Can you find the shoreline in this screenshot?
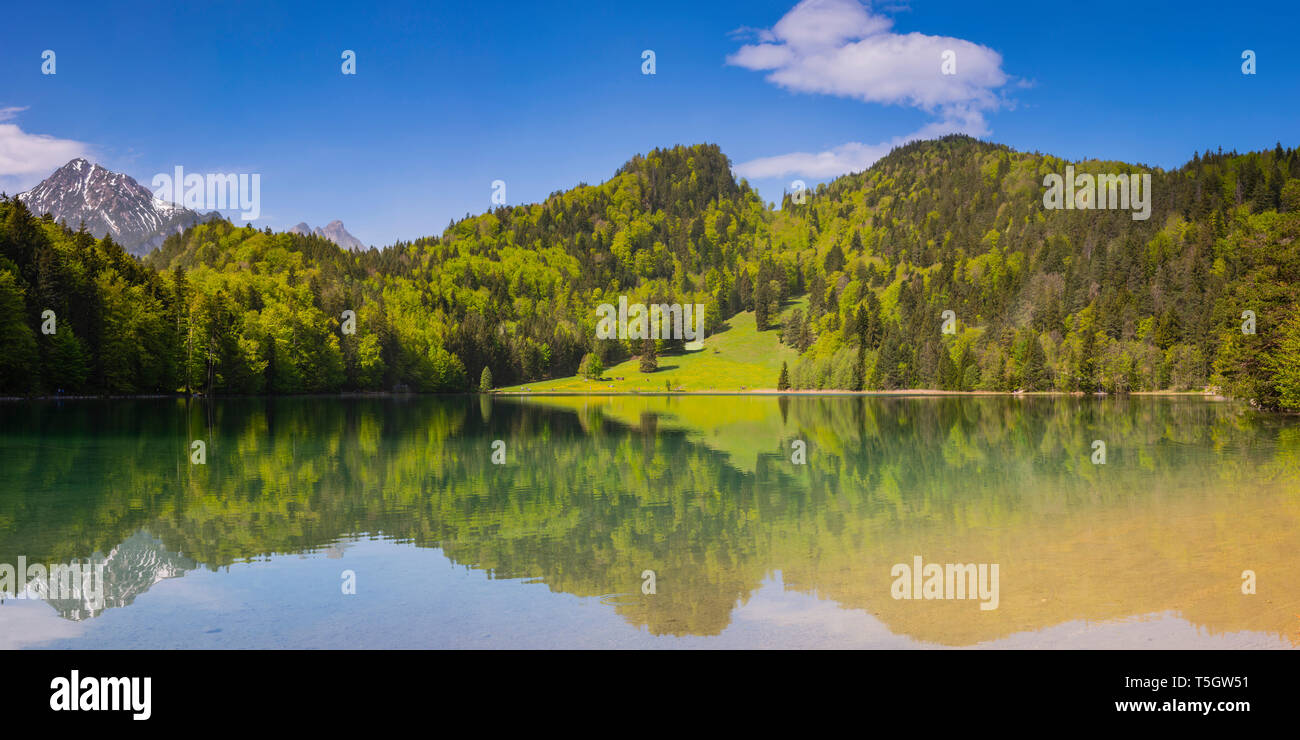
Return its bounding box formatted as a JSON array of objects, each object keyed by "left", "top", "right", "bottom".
[
  {"left": 3, "top": 389, "right": 1230, "bottom": 401},
  {"left": 495, "top": 389, "right": 1232, "bottom": 399}
]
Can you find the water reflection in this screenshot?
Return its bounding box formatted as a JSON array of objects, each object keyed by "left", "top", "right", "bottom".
[{"left": 0, "top": 395, "right": 1296, "bottom": 647}]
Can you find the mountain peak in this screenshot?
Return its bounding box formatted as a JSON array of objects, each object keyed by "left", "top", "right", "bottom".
[
  {"left": 17, "top": 160, "right": 205, "bottom": 256},
  {"left": 288, "top": 220, "right": 366, "bottom": 250}
]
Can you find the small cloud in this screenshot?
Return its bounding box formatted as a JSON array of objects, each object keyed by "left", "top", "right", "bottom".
[
  {"left": 737, "top": 141, "right": 898, "bottom": 180},
  {"left": 726, "top": 25, "right": 772, "bottom": 41},
  {"left": 727, "top": 0, "right": 1012, "bottom": 180},
  {"left": 736, "top": 108, "right": 986, "bottom": 180},
  {"left": 727, "top": 0, "right": 1007, "bottom": 111},
  {"left": 0, "top": 108, "right": 89, "bottom": 192}
]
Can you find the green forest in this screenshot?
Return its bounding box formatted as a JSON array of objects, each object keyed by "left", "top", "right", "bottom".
[{"left": 2, "top": 136, "right": 1300, "bottom": 407}]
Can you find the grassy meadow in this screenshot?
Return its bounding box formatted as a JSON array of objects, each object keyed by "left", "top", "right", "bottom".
[{"left": 498, "top": 299, "right": 805, "bottom": 393}]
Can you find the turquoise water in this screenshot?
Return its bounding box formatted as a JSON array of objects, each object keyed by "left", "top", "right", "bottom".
[{"left": 1, "top": 395, "right": 1297, "bottom": 648}]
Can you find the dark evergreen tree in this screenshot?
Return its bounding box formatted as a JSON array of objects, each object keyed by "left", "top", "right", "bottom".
[
  {"left": 639, "top": 336, "right": 658, "bottom": 373},
  {"left": 1020, "top": 334, "right": 1049, "bottom": 390},
  {"left": 823, "top": 242, "right": 845, "bottom": 274}
]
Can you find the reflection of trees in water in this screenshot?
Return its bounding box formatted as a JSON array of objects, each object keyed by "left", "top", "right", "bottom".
[{"left": 0, "top": 396, "right": 1296, "bottom": 641}]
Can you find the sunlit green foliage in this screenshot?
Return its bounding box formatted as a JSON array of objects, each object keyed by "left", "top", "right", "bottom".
[{"left": 4, "top": 137, "right": 1300, "bottom": 406}]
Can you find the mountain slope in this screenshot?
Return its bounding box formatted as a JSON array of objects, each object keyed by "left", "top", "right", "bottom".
[
  {"left": 766, "top": 135, "right": 1300, "bottom": 405},
  {"left": 500, "top": 301, "right": 804, "bottom": 392},
  {"left": 16, "top": 159, "right": 210, "bottom": 256},
  {"left": 138, "top": 143, "right": 765, "bottom": 393}
]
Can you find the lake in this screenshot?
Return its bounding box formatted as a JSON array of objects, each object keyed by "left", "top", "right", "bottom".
[{"left": 1, "top": 395, "right": 1297, "bottom": 649}]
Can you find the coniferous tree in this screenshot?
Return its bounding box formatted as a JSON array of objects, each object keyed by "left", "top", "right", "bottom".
[
  {"left": 877, "top": 325, "right": 902, "bottom": 390},
  {"left": 797, "top": 313, "right": 815, "bottom": 352},
  {"left": 754, "top": 281, "right": 771, "bottom": 331},
  {"left": 1020, "top": 334, "right": 1049, "bottom": 390},
  {"left": 782, "top": 308, "right": 804, "bottom": 347},
  {"left": 639, "top": 336, "right": 658, "bottom": 373},
  {"left": 1266, "top": 311, "right": 1300, "bottom": 409},
  {"left": 823, "top": 242, "right": 845, "bottom": 274},
  {"left": 1077, "top": 331, "right": 1098, "bottom": 393},
  {"left": 0, "top": 270, "right": 38, "bottom": 392},
  {"left": 173, "top": 265, "right": 191, "bottom": 393},
  {"left": 937, "top": 342, "right": 958, "bottom": 390},
  {"left": 808, "top": 272, "right": 826, "bottom": 316},
  {"left": 863, "top": 290, "right": 883, "bottom": 348},
  {"left": 852, "top": 345, "right": 866, "bottom": 391}
]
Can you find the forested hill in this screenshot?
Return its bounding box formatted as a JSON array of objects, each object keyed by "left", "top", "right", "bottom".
[
  {"left": 771, "top": 136, "right": 1300, "bottom": 407},
  {"left": 2, "top": 137, "right": 1300, "bottom": 408}
]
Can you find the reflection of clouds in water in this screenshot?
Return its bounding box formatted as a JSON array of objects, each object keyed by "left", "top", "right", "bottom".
[
  {"left": 671, "top": 573, "right": 927, "bottom": 649},
  {"left": 9, "top": 539, "right": 1295, "bottom": 649},
  {"left": 681, "top": 580, "right": 1294, "bottom": 649},
  {"left": 0, "top": 598, "right": 85, "bottom": 648},
  {"left": 972, "top": 611, "right": 1294, "bottom": 650}
]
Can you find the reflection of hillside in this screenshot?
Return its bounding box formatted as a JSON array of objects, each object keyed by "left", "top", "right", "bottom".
[
  {"left": 520, "top": 395, "right": 791, "bottom": 474},
  {"left": 776, "top": 484, "right": 1300, "bottom": 646},
  {"left": 0, "top": 396, "right": 1296, "bottom": 643}
]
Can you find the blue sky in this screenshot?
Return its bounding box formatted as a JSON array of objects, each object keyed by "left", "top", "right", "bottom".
[{"left": 2, "top": 0, "right": 1297, "bottom": 246}]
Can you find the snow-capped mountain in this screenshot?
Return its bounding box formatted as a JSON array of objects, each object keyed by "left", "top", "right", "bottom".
[
  {"left": 289, "top": 220, "right": 367, "bottom": 250},
  {"left": 16, "top": 158, "right": 211, "bottom": 256}
]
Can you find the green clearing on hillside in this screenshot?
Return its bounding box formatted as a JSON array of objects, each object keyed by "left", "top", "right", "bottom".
[{"left": 499, "top": 299, "right": 804, "bottom": 393}]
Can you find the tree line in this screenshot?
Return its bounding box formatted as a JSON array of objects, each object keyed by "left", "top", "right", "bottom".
[{"left": 3, "top": 137, "right": 1300, "bottom": 408}]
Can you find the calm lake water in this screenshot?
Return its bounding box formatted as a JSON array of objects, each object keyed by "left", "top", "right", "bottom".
[{"left": 1, "top": 395, "right": 1297, "bottom": 649}]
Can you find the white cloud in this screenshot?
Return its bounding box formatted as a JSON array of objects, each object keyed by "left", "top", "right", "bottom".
[
  {"left": 728, "top": 0, "right": 1010, "bottom": 179},
  {"left": 735, "top": 108, "right": 987, "bottom": 180},
  {"left": 0, "top": 108, "right": 89, "bottom": 192}
]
